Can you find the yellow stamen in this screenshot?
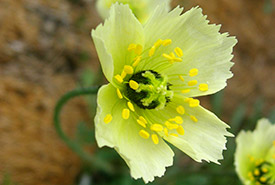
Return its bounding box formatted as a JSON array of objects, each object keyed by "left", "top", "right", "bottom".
[
  {"left": 104, "top": 114, "right": 112, "bottom": 124},
  {"left": 162, "top": 39, "right": 172, "bottom": 46},
  {"left": 163, "top": 53, "right": 173, "bottom": 60},
  {"left": 139, "top": 130, "right": 150, "bottom": 139},
  {"left": 132, "top": 56, "right": 142, "bottom": 67},
  {"left": 190, "top": 115, "right": 198, "bottom": 122},
  {"left": 116, "top": 88, "right": 123, "bottom": 99},
  {"left": 260, "top": 177, "right": 267, "bottom": 183},
  {"left": 189, "top": 68, "right": 198, "bottom": 77},
  {"left": 128, "top": 43, "right": 136, "bottom": 51},
  {"left": 122, "top": 108, "right": 130, "bottom": 119},
  {"left": 181, "top": 89, "right": 190, "bottom": 94},
  {"left": 177, "top": 125, "right": 185, "bottom": 135},
  {"left": 199, "top": 83, "right": 209, "bottom": 92},
  {"left": 188, "top": 80, "right": 198, "bottom": 86},
  {"left": 176, "top": 105, "right": 185, "bottom": 115},
  {"left": 184, "top": 98, "right": 192, "bottom": 102},
  {"left": 121, "top": 70, "right": 127, "bottom": 79},
  {"left": 149, "top": 46, "right": 156, "bottom": 57},
  {"left": 189, "top": 99, "right": 200, "bottom": 107},
  {"left": 135, "top": 44, "right": 143, "bottom": 55},
  {"left": 164, "top": 128, "right": 169, "bottom": 136},
  {"left": 152, "top": 134, "right": 159, "bottom": 144},
  {"left": 166, "top": 122, "right": 179, "bottom": 130},
  {"left": 139, "top": 116, "right": 147, "bottom": 124},
  {"left": 174, "top": 57, "right": 183, "bottom": 62},
  {"left": 137, "top": 119, "right": 146, "bottom": 128},
  {"left": 114, "top": 74, "right": 123, "bottom": 83},
  {"left": 150, "top": 124, "right": 163, "bottom": 132},
  {"left": 175, "top": 116, "right": 183, "bottom": 124},
  {"left": 127, "top": 102, "right": 135, "bottom": 112},
  {"left": 170, "top": 133, "right": 178, "bottom": 137},
  {"left": 174, "top": 47, "right": 183, "bottom": 57},
  {"left": 154, "top": 39, "right": 163, "bottom": 47},
  {"left": 254, "top": 169, "right": 260, "bottom": 176},
  {"left": 273, "top": 154, "right": 275, "bottom": 159},
  {"left": 179, "top": 75, "right": 184, "bottom": 82},
  {"left": 261, "top": 167, "right": 268, "bottom": 173},
  {"left": 129, "top": 80, "right": 139, "bottom": 90},
  {"left": 124, "top": 65, "right": 134, "bottom": 74}
]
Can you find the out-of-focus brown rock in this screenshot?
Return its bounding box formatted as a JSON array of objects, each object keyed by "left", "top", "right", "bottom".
[{"left": 0, "top": 72, "right": 90, "bottom": 185}]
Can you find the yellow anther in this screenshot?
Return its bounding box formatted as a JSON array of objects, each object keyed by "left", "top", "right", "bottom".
[
  {"left": 184, "top": 97, "right": 192, "bottom": 102},
  {"left": 189, "top": 99, "right": 200, "bottom": 107},
  {"left": 174, "top": 47, "right": 183, "bottom": 57},
  {"left": 162, "top": 39, "right": 172, "bottom": 46},
  {"left": 190, "top": 115, "right": 198, "bottom": 122},
  {"left": 104, "top": 114, "right": 112, "bottom": 124},
  {"left": 177, "top": 125, "right": 185, "bottom": 135},
  {"left": 273, "top": 154, "right": 275, "bottom": 159},
  {"left": 167, "top": 123, "right": 179, "bottom": 130},
  {"left": 135, "top": 44, "right": 143, "bottom": 55},
  {"left": 152, "top": 134, "right": 159, "bottom": 144},
  {"left": 254, "top": 169, "right": 260, "bottom": 176},
  {"left": 188, "top": 80, "right": 198, "bottom": 86},
  {"left": 179, "top": 75, "right": 185, "bottom": 82},
  {"left": 176, "top": 105, "right": 185, "bottom": 115},
  {"left": 139, "top": 130, "right": 150, "bottom": 139},
  {"left": 149, "top": 46, "right": 156, "bottom": 57},
  {"left": 260, "top": 177, "right": 267, "bottom": 183},
  {"left": 199, "top": 83, "right": 209, "bottom": 92},
  {"left": 139, "top": 116, "right": 147, "bottom": 124},
  {"left": 163, "top": 53, "right": 173, "bottom": 60},
  {"left": 189, "top": 68, "right": 199, "bottom": 77},
  {"left": 128, "top": 43, "right": 136, "bottom": 51},
  {"left": 116, "top": 88, "right": 123, "bottom": 99},
  {"left": 150, "top": 124, "right": 164, "bottom": 132},
  {"left": 127, "top": 101, "right": 135, "bottom": 112},
  {"left": 170, "top": 133, "right": 178, "bottom": 137},
  {"left": 121, "top": 70, "right": 127, "bottom": 79},
  {"left": 174, "top": 57, "right": 183, "bottom": 62},
  {"left": 175, "top": 116, "right": 183, "bottom": 124},
  {"left": 154, "top": 39, "right": 163, "bottom": 47},
  {"left": 261, "top": 167, "right": 268, "bottom": 173},
  {"left": 122, "top": 108, "right": 130, "bottom": 119},
  {"left": 124, "top": 65, "right": 134, "bottom": 74},
  {"left": 129, "top": 80, "right": 139, "bottom": 90},
  {"left": 114, "top": 74, "right": 123, "bottom": 83},
  {"left": 181, "top": 89, "right": 190, "bottom": 94},
  {"left": 137, "top": 119, "right": 146, "bottom": 128},
  {"left": 164, "top": 128, "right": 169, "bottom": 136},
  {"left": 255, "top": 182, "right": 260, "bottom": 185},
  {"left": 132, "top": 56, "right": 142, "bottom": 67},
  {"left": 169, "top": 52, "right": 176, "bottom": 58}
]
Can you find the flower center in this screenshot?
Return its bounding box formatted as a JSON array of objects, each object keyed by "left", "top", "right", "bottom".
[
  {"left": 248, "top": 158, "right": 275, "bottom": 185},
  {"left": 126, "top": 70, "right": 173, "bottom": 110}
]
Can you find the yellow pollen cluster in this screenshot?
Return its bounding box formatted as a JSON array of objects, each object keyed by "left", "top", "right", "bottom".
[
  {"left": 129, "top": 80, "right": 139, "bottom": 90},
  {"left": 148, "top": 39, "right": 172, "bottom": 57},
  {"left": 104, "top": 114, "right": 112, "bottom": 124},
  {"left": 176, "top": 68, "right": 209, "bottom": 96},
  {"left": 122, "top": 108, "right": 130, "bottom": 119}
]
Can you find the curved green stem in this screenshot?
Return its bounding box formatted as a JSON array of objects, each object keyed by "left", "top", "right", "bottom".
[{"left": 54, "top": 86, "right": 113, "bottom": 173}]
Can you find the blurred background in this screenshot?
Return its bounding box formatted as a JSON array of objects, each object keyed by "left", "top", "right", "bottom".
[{"left": 0, "top": 0, "right": 274, "bottom": 184}]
